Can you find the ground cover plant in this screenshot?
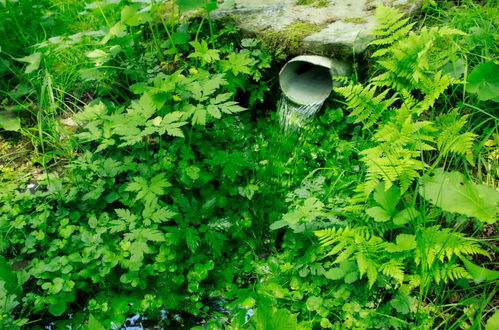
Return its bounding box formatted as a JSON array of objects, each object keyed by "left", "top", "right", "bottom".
[{"left": 0, "top": 0, "right": 498, "bottom": 328}]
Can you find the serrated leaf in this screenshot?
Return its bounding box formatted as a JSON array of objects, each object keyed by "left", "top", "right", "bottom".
[
  {"left": 188, "top": 40, "right": 220, "bottom": 64},
  {"left": 207, "top": 104, "right": 221, "bottom": 119},
  {"left": 149, "top": 173, "right": 171, "bottom": 195},
  {"left": 192, "top": 107, "right": 206, "bottom": 125},
  {"left": 419, "top": 169, "right": 499, "bottom": 224},
  {"left": 185, "top": 227, "right": 200, "bottom": 252},
  {"left": 116, "top": 208, "right": 137, "bottom": 223},
  {"left": 219, "top": 101, "right": 246, "bottom": 114},
  {"left": 211, "top": 92, "right": 232, "bottom": 105},
  {"left": 159, "top": 112, "right": 186, "bottom": 137},
  {"left": 150, "top": 207, "right": 177, "bottom": 223}
]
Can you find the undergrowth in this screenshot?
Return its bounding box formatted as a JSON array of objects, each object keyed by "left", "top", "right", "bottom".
[{"left": 0, "top": 0, "right": 497, "bottom": 329}]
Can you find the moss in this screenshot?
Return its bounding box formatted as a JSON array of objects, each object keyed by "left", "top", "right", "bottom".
[
  {"left": 296, "top": 0, "right": 329, "bottom": 8},
  {"left": 258, "top": 22, "right": 322, "bottom": 59},
  {"left": 296, "top": 0, "right": 315, "bottom": 5},
  {"left": 342, "top": 17, "right": 367, "bottom": 24}
]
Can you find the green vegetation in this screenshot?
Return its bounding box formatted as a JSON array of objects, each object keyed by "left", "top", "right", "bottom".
[
  {"left": 342, "top": 17, "right": 367, "bottom": 24},
  {"left": 1, "top": 0, "right": 497, "bottom": 328},
  {"left": 259, "top": 22, "right": 323, "bottom": 59},
  {"left": 296, "top": 0, "right": 329, "bottom": 8}
]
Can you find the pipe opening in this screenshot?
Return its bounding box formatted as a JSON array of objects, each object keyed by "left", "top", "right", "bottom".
[{"left": 279, "top": 59, "right": 333, "bottom": 106}]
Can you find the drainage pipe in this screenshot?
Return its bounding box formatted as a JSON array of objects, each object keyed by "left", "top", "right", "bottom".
[{"left": 279, "top": 55, "right": 351, "bottom": 106}]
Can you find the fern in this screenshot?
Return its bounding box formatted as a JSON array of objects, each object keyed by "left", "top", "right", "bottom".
[
  {"left": 433, "top": 263, "right": 470, "bottom": 284},
  {"left": 435, "top": 110, "right": 476, "bottom": 162},
  {"left": 334, "top": 84, "right": 397, "bottom": 129},
  {"left": 370, "top": 5, "right": 416, "bottom": 53},
  {"left": 380, "top": 260, "right": 405, "bottom": 283},
  {"left": 335, "top": 6, "right": 471, "bottom": 197},
  {"left": 415, "top": 226, "right": 489, "bottom": 284},
  {"left": 315, "top": 226, "right": 387, "bottom": 288},
  {"left": 415, "top": 226, "right": 489, "bottom": 267}
]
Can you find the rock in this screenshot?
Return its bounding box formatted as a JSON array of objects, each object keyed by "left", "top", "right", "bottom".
[{"left": 213, "top": 0, "right": 422, "bottom": 58}]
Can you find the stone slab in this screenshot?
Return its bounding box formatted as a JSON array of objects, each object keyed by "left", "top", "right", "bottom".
[{"left": 213, "top": 0, "right": 422, "bottom": 58}]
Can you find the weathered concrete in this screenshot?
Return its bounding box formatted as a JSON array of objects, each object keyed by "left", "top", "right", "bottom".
[{"left": 213, "top": 0, "right": 422, "bottom": 58}]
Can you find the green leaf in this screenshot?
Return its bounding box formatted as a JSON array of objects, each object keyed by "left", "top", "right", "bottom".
[
  {"left": 392, "top": 207, "right": 418, "bottom": 225},
  {"left": 176, "top": 0, "right": 204, "bottom": 13},
  {"left": 467, "top": 61, "right": 499, "bottom": 102},
  {"left": 252, "top": 305, "right": 298, "bottom": 330},
  {"left": 419, "top": 169, "right": 499, "bottom": 224},
  {"left": 149, "top": 207, "right": 177, "bottom": 223},
  {"left": 192, "top": 107, "right": 206, "bottom": 125},
  {"left": 185, "top": 165, "right": 200, "bottom": 180},
  {"left": 386, "top": 234, "right": 416, "bottom": 252},
  {"left": 390, "top": 293, "right": 414, "bottom": 315},
  {"left": 150, "top": 173, "right": 172, "bottom": 195},
  {"left": 220, "top": 52, "right": 255, "bottom": 75},
  {"left": 207, "top": 104, "right": 221, "bottom": 119},
  {"left": 324, "top": 267, "right": 345, "bottom": 280},
  {"left": 154, "top": 111, "right": 186, "bottom": 137},
  {"left": 188, "top": 41, "right": 220, "bottom": 64},
  {"left": 373, "top": 182, "right": 400, "bottom": 215},
  {"left": 269, "top": 220, "right": 288, "bottom": 230},
  {"left": 48, "top": 300, "right": 67, "bottom": 316},
  {"left": 185, "top": 227, "right": 200, "bottom": 252},
  {"left": 366, "top": 206, "right": 391, "bottom": 222},
  {"left": 172, "top": 32, "right": 190, "bottom": 44},
  {"left": 87, "top": 314, "right": 106, "bottom": 330},
  {"left": 101, "top": 22, "right": 126, "bottom": 44},
  {"left": 305, "top": 296, "right": 323, "bottom": 311},
  {"left": 366, "top": 260, "right": 378, "bottom": 288},
  {"left": 219, "top": 101, "right": 245, "bottom": 114},
  {"left": 460, "top": 257, "right": 499, "bottom": 284},
  {"left": 126, "top": 174, "right": 171, "bottom": 206},
  {"left": 16, "top": 52, "right": 41, "bottom": 73},
  {"left": 0, "top": 256, "right": 21, "bottom": 297},
  {"left": 485, "top": 311, "right": 499, "bottom": 330},
  {"left": 0, "top": 110, "right": 21, "bottom": 131},
  {"left": 121, "top": 5, "right": 150, "bottom": 26}
]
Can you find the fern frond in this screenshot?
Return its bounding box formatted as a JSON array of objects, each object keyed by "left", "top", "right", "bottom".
[
  {"left": 436, "top": 111, "right": 477, "bottom": 160},
  {"left": 360, "top": 144, "right": 426, "bottom": 195},
  {"left": 416, "top": 226, "right": 490, "bottom": 267},
  {"left": 314, "top": 227, "right": 352, "bottom": 247},
  {"left": 419, "top": 72, "right": 454, "bottom": 112},
  {"left": 380, "top": 260, "right": 405, "bottom": 283},
  {"left": 334, "top": 84, "right": 397, "bottom": 129},
  {"left": 370, "top": 5, "right": 415, "bottom": 48},
  {"left": 434, "top": 263, "right": 470, "bottom": 284}
]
